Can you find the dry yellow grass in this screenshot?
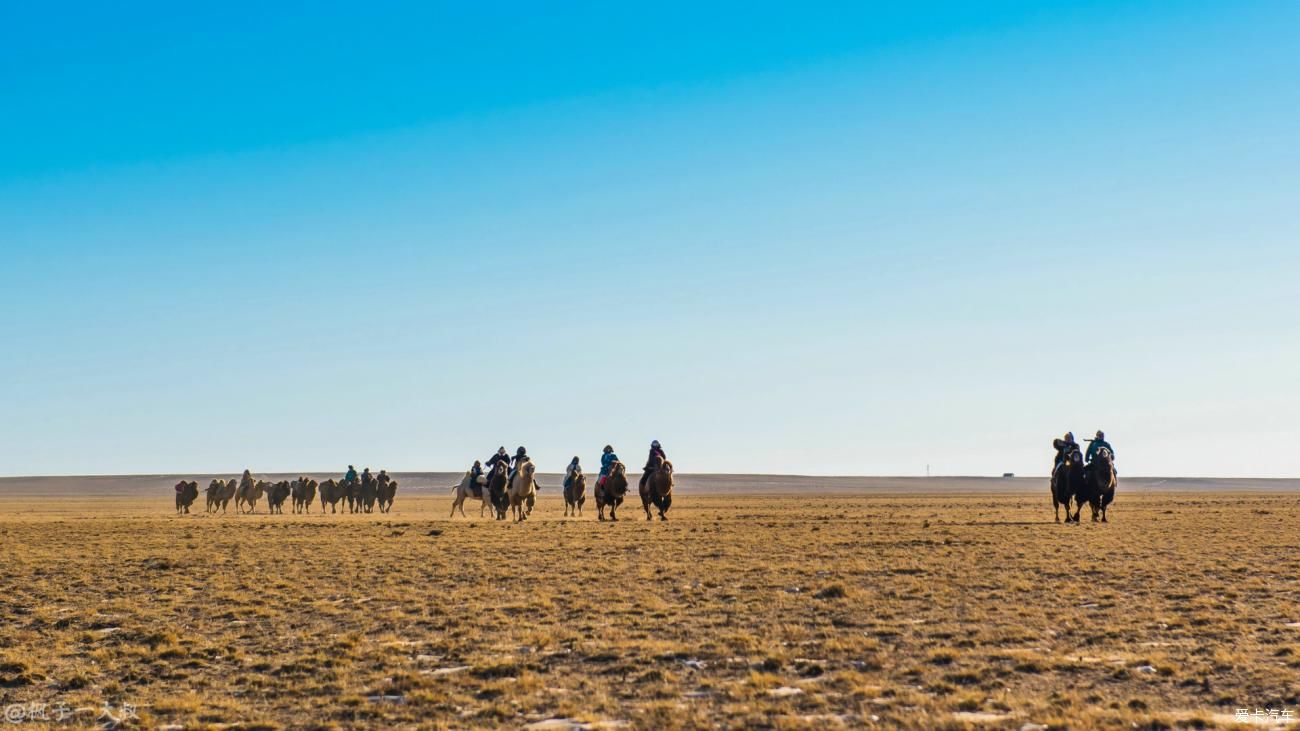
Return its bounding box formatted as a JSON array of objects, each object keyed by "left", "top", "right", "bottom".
[{"left": 1, "top": 491, "right": 1298, "bottom": 729}]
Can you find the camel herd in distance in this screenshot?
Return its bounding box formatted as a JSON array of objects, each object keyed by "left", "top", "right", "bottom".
[
  {"left": 171, "top": 456, "right": 677, "bottom": 523},
  {"left": 173, "top": 471, "right": 397, "bottom": 516}
]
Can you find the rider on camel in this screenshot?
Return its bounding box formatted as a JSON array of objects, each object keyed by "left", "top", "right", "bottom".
[
  {"left": 640, "top": 440, "right": 666, "bottom": 489},
  {"left": 564, "top": 456, "right": 581, "bottom": 491},
  {"left": 597, "top": 445, "right": 619, "bottom": 490},
  {"left": 1052, "top": 432, "right": 1079, "bottom": 474}
]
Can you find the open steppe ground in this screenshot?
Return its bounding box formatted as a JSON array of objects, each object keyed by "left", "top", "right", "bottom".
[{"left": 1, "top": 488, "right": 1298, "bottom": 730}]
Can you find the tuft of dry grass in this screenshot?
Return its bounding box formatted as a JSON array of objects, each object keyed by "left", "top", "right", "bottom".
[{"left": 0, "top": 491, "right": 1297, "bottom": 729}]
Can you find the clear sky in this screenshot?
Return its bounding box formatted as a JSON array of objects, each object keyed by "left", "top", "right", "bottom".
[{"left": 3, "top": 2, "right": 1298, "bottom": 478}]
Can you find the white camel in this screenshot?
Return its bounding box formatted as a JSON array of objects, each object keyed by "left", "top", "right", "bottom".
[{"left": 449, "top": 470, "right": 492, "bottom": 518}]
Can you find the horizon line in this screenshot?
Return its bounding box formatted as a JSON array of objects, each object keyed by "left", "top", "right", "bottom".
[{"left": 3, "top": 471, "right": 1299, "bottom": 481}]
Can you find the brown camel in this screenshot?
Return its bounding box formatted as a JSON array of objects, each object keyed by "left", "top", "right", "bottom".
[
  {"left": 291, "top": 477, "right": 317, "bottom": 513},
  {"left": 377, "top": 472, "right": 397, "bottom": 513},
  {"left": 174, "top": 481, "right": 199, "bottom": 514},
  {"left": 595, "top": 462, "right": 628, "bottom": 521},
  {"left": 208, "top": 479, "right": 238, "bottom": 513},
  {"left": 357, "top": 473, "right": 378, "bottom": 513},
  {"left": 318, "top": 479, "right": 346, "bottom": 513},
  {"left": 563, "top": 470, "right": 586, "bottom": 517},
  {"left": 204, "top": 479, "right": 222, "bottom": 512},
  {"left": 236, "top": 478, "right": 266, "bottom": 514},
  {"left": 487, "top": 461, "right": 510, "bottom": 520},
  {"left": 266, "top": 480, "right": 291, "bottom": 514},
  {"left": 640, "top": 456, "right": 674, "bottom": 521}
]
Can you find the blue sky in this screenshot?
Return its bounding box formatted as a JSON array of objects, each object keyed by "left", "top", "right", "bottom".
[{"left": 3, "top": 2, "right": 1298, "bottom": 477}]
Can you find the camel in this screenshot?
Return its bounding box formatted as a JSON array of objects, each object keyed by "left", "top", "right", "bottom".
[
  {"left": 348, "top": 473, "right": 374, "bottom": 512},
  {"left": 357, "top": 473, "right": 378, "bottom": 513},
  {"left": 509, "top": 460, "right": 537, "bottom": 522},
  {"left": 595, "top": 462, "right": 628, "bottom": 521},
  {"left": 204, "top": 479, "right": 223, "bottom": 512},
  {"left": 451, "top": 470, "right": 492, "bottom": 518},
  {"left": 318, "top": 479, "right": 347, "bottom": 513},
  {"left": 376, "top": 471, "right": 397, "bottom": 513},
  {"left": 640, "top": 455, "right": 674, "bottom": 521},
  {"left": 266, "top": 480, "right": 292, "bottom": 514},
  {"left": 1088, "top": 447, "right": 1117, "bottom": 522},
  {"left": 1051, "top": 447, "right": 1085, "bottom": 523},
  {"left": 563, "top": 469, "right": 586, "bottom": 517},
  {"left": 291, "top": 477, "right": 317, "bottom": 514},
  {"left": 487, "top": 461, "right": 510, "bottom": 520},
  {"left": 208, "top": 478, "right": 238, "bottom": 513},
  {"left": 236, "top": 478, "right": 266, "bottom": 514},
  {"left": 174, "top": 481, "right": 198, "bottom": 514}
]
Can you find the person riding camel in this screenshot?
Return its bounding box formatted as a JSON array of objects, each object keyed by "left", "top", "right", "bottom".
[
  {"left": 509, "top": 446, "right": 529, "bottom": 480},
  {"left": 344, "top": 465, "right": 358, "bottom": 485},
  {"left": 1052, "top": 432, "right": 1078, "bottom": 474},
  {"left": 598, "top": 445, "right": 619, "bottom": 490},
  {"left": 469, "top": 460, "right": 484, "bottom": 489},
  {"left": 1084, "top": 430, "right": 1116, "bottom": 483},
  {"left": 1085, "top": 430, "right": 1114, "bottom": 463},
  {"left": 564, "top": 456, "right": 581, "bottom": 491},
  {"left": 645, "top": 440, "right": 666, "bottom": 469},
  {"left": 361, "top": 467, "right": 374, "bottom": 490},
  {"left": 508, "top": 446, "right": 540, "bottom": 492},
  {"left": 485, "top": 447, "right": 509, "bottom": 473},
  {"left": 640, "top": 440, "right": 666, "bottom": 490}
]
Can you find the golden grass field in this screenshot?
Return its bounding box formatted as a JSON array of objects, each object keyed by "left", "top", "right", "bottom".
[{"left": 1, "top": 487, "right": 1298, "bottom": 730}]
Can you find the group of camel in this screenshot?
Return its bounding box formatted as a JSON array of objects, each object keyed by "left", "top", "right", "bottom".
[
  {"left": 1050, "top": 446, "right": 1117, "bottom": 523},
  {"left": 173, "top": 472, "right": 397, "bottom": 515},
  {"left": 449, "top": 455, "right": 675, "bottom": 522},
  {"left": 174, "top": 456, "right": 675, "bottom": 522}
]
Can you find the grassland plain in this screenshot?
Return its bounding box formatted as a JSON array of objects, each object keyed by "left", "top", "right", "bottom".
[{"left": 1, "top": 490, "right": 1298, "bottom": 730}]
